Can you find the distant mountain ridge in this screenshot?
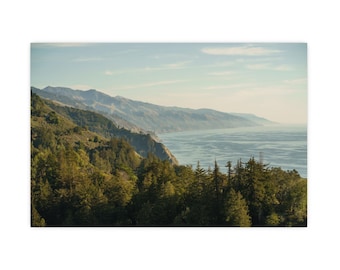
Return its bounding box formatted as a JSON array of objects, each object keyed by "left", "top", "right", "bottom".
[
  {"left": 32, "top": 86, "right": 274, "bottom": 133},
  {"left": 31, "top": 86, "right": 148, "bottom": 135}
]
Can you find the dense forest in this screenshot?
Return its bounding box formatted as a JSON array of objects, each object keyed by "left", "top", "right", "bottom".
[{"left": 31, "top": 93, "right": 307, "bottom": 226}]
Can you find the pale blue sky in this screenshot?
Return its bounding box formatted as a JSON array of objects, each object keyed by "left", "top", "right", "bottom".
[{"left": 31, "top": 43, "right": 307, "bottom": 124}]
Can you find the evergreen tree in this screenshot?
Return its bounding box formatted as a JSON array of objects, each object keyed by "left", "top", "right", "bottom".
[{"left": 225, "top": 189, "right": 251, "bottom": 227}]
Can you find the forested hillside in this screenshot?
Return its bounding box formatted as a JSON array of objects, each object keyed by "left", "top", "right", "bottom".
[
  {"left": 31, "top": 93, "right": 306, "bottom": 226},
  {"left": 33, "top": 93, "right": 177, "bottom": 164}
]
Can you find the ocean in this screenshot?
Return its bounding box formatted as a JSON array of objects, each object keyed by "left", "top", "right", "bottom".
[{"left": 158, "top": 124, "right": 307, "bottom": 178}]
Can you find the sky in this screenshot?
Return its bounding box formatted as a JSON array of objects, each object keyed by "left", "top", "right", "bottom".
[{"left": 31, "top": 43, "right": 307, "bottom": 124}]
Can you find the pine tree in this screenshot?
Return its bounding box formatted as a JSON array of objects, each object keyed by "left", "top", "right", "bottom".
[{"left": 225, "top": 189, "right": 251, "bottom": 227}]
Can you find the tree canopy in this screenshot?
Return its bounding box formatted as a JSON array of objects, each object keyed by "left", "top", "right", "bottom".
[{"left": 31, "top": 93, "right": 307, "bottom": 226}]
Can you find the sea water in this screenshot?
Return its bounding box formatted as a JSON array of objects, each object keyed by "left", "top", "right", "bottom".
[{"left": 158, "top": 124, "right": 307, "bottom": 178}]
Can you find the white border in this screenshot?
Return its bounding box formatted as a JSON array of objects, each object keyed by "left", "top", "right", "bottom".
[{"left": 1, "top": 0, "right": 339, "bottom": 269}]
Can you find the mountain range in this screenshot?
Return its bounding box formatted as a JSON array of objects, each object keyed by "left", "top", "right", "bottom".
[{"left": 31, "top": 86, "right": 274, "bottom": 134}]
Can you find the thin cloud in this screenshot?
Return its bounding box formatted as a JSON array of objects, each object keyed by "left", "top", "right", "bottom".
[
  {"left": 104, "top": 70, "right": 115, "bottom": 75},
  {"left": 246, "top": 63, "right": 293, "bottom": 71},
  {"left": 274, "top": 65, "right": 293, "bottom": 71},
  {"left": 201, "top": 45, "right": 282, "bottom": 56},
  {"left": 203, "top": 83, "right": 254, "bottom": 90},
  {"left": 164, "top": 61, "right": 192, "bottom": 69},
  {"left": 112, "top": 49, "right": 139, "bottom": 55},
  {"left": 142, "top": 80, "right": 184, "bottom": 87},
  {"left": 105, "top": 61, "right": 191, "bottom": 76},
  {"left": 72, "top": 57, "right": 104, "bottom": 62},
  {"left": 144, "top": 61, "right": 192, "bottom": 71},
  {"left": 104, "top": 69, "right": 132, "bottom": 75},
  {"left": 208, "top": 71, "right": 234, "bottom": 76},
  {"left": 246, "top": 63, "right": 271, "bottom": 70},
  {"left": 113, "top": 80, "right": 186, "bottom": 90},
  {"left": 218, "top": 62, "right": 234, "bottom": 67},
  {"left": 283, "top": 78, "right": 307, "bottom": 84},
  {"left": 235, "top": 56, "right": 283, "bottom": 63},
  {"left": 151, "top": 53, "right": 194, "bottom": 59}
]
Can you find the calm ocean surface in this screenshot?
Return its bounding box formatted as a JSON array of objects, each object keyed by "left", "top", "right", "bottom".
[{"left": 158, "top": 124, "right": 307, "bottom": 178}]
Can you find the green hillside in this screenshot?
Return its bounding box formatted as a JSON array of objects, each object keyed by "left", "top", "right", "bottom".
[
  {"left": 37, "top": 95, "right": 178, "bottom": 164},
  {"left": 31, "top": 92, "right": 306, "bottom": 227}
]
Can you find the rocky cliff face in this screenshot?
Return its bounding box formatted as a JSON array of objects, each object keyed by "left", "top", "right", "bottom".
[
  {"left": 116, "top": 132, "right": 178, "bottom": 165},
  {"left": 40, "top": 96, "right": 178, "bottom": 165}
]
